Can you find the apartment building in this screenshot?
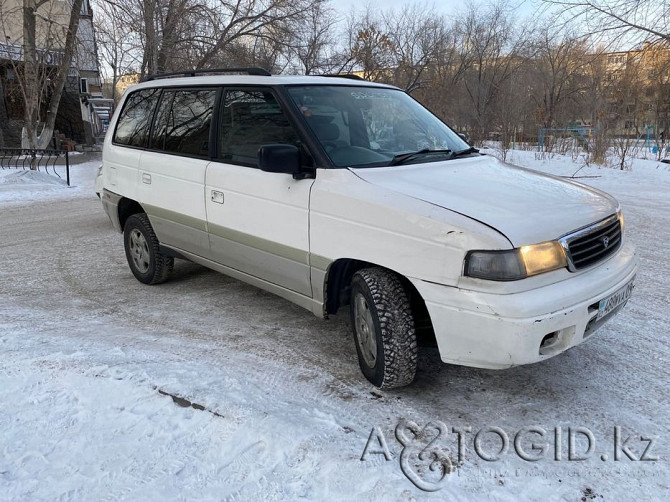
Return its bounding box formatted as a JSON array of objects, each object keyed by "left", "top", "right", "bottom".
[
  {"left": 0, "top": 0, "right": 112, "bottom": 147},
  {"left": 603, "top": 41, "right": 670, "bottom": 138}
]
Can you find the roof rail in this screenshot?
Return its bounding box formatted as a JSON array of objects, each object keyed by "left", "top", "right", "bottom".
[
  {"left": 142, "top": 67, "right": 271, "bottom": 82},
  {"left": 323, "top": 73, "right": 366, "bottom": 81}
]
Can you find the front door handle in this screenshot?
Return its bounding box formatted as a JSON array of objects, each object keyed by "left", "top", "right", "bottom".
[
  {"left": 142, "top": 173, "right": 151, "bottom": 184},
  {"left": 211, "top": 190, "right": 224, "bottom": 204}
]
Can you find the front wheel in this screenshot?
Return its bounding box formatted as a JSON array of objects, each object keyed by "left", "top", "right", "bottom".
[
  {"left": 350, "top": 268, "right": 417, "bottom": 388},
  {"left": 123, "top": 213, "right": 173, "bottom": 285}
]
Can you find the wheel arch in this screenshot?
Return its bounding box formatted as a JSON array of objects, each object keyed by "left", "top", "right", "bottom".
[
  {"left": 118, "top": 198, "right": 146, "bottom": 231},
  {"left": 323, "top": 258, "right": 436, "bottom": 346}
]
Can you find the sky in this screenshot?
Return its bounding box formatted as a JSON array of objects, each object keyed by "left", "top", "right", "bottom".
[
  {"left": 332, "top": 0, "right": 538, "bottom": 19},
  {"left": 335, "top": 0, "right": 425, "bottom": 11}
]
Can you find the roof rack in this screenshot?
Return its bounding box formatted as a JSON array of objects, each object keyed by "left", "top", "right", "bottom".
[
  {"left": 323, "top": 73, "right": 366, "bottom": 81},
  {"left": 143, "top": 67, "right": 271, "bottom": 82}
]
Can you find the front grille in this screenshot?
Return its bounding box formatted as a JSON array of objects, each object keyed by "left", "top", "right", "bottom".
[{"left": 561, "top": 215, "right": 622, "bottom": 271}]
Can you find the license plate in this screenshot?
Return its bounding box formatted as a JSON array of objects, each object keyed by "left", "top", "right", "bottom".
[{"left": 597, "top": 277, "right": 635, "bottom": 321}]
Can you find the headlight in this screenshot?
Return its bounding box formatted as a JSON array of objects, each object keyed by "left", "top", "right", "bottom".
[{"left": 465, "top": 241, "right": 567, "bottom": 281}]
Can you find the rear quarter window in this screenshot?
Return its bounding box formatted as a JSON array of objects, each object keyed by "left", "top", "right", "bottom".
[{"left": 113, "top": 88, "right": 161, "bottom": 148}]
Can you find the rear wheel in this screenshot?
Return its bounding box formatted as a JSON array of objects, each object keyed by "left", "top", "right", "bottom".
[
  {"left": 350, "top": 268, "right": 417, "bottom": 388},
  {"left": 123, "top": 213, "right": 173, "bottom": 285}
]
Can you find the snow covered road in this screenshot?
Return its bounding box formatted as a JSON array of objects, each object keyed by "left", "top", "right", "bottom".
[{"left": 1, "top": 155, "right": 668, "bottom": 500}]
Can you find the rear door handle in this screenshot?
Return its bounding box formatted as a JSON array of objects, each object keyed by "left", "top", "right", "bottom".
[{"left": 211, "top": 190, "right": 224, "bottom": 204}]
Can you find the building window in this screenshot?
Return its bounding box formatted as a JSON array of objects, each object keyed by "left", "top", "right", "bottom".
[
  {"left": 624, "top": 120, "right": 634, "bottom": 129},
  {"left": 80, "top": 78, "right": 88, "bottom": 93}
]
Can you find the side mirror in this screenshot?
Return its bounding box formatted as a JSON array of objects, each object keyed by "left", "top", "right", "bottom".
[{"left": 258, "top": 144, "right": 301, "bottom": 176}]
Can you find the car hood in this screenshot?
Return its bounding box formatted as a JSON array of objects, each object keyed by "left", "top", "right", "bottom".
[{"left": 350, "top": 155, "right": 618, "bottom": 246}]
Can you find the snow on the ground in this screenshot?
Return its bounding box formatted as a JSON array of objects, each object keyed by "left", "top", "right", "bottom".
[
  {"left": 1, "top": 153, "right": 669, "bottom": 501},
  {"left": 0, "top": 158, "right": 99, "bottom": 207},
  {"left": 486, "top": 147, "right": 670, "bottom": 202},
  {"left": 0, "top": 169, "right": 67, "bottom": 188}
]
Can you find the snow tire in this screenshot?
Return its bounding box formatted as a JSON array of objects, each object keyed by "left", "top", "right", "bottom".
[
  {"left": 124, "top": 213, "right": 173, "bottom": 285},
  {"left": 350, "top": 268, "right": 418, "bottom": 388}
]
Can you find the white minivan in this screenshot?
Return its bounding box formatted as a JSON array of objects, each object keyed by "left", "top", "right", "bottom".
[{"left": 99, "top": 69, "right": 637, "bottom": 388}]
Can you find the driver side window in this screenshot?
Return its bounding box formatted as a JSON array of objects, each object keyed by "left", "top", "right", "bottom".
[{"left": 218, "top": 89, "right": 300, "bottom": 167}]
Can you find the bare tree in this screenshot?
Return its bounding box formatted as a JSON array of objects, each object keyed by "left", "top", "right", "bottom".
[
  {"left": 99, "top": 0, "right": 316, "bottom": 77},
  {"left": 606, "top": 51, "right": 645, "bottom": 168},
  {"left": 94, "top": 0, "right": 139, "bottom": 102},
  {"left": 381, "top": 4, "right": 449, "bottom": 92},
  {"left": 340, "top": 4, "right": 451, "bottom": 91},
  {"left": 282, "top": 0, "right": 338, "bottom": 75},
  {"left": 415, "top": 21, "right": 472, "bottom": 128},
  {"left": 582, "top": 47, "right": 610, "bottom": 164},
  {"left": 611, "top": 134, "right": 635, "bottom": 169},
  {"left": 495, "top": 66, "right": 536, "bottom": 160},
  {"left": 346, "top": 7, "right": 395, "bottom": 81},
  {"left": 1, "top": 0, "right": 84, "bottom": 149},
  {"left": 123, "top": 0, "right": 210, "bottom": 75},
  {"left": 193, "top": 0, "right": 313, "bottom": 70},
  {"left": 543, "top": 0, "right": 670, "bottom": 43},
  {"left": 457, "top": 2, "right": 530, "bottom": 144},
  {"left": 530, "top": 26, "right": 592, "bottom": 130}
]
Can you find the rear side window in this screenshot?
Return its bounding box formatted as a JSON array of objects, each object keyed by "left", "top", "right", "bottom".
[
  {"left": 113, "top": 89, "right": 161, "bottom": 147},
  {"left": 218, "top": 89, "right": 300, "bottom": 167},
  {"left": 151, "top": 89, "right": 217, "bottom": 158}
]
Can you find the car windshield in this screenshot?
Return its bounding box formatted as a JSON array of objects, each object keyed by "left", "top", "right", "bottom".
[{"left": 287, "top": 85, "right": 470, "bottom": 168}]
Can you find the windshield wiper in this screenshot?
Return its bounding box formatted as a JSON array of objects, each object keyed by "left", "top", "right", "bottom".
[
  {"left": 388, "top": 149, "right": 453, "bottom": 166},
  {"left": 446, "top": 146, "right": 480, "bottom": 159}
]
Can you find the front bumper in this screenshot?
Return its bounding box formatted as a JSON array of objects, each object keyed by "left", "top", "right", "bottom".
[{"left": 411, "top": 242, "right": 638, "bottom": 369}]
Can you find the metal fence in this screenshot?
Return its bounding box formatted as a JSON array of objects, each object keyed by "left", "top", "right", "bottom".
[{"left": 0, "top": 149, "right": 71, "bottom": 186}]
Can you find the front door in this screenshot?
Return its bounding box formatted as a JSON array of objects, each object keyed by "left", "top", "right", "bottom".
[{"left": 205, "top": 88, "right": 314, "bottom": 297}]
